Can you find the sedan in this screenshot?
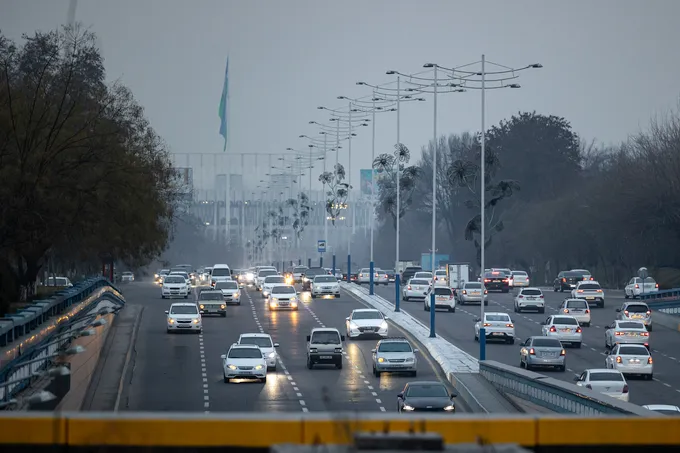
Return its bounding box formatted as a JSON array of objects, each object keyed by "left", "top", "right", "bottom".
[
  {"left": 397, "top": 381, "right": 458, "bottom": 413},
  {"left": 605, "top": 320, "right": 649, "bottom": 349},
  {"left": 456, "top": 282, "right": 488, "bottom": 305},
  {"left": 616, "top": 302, "right": 652, "bottom": 331},
  {"left": 558, "top": 298, "right": 591, "bottom": 327},
  {"left": 642, "top": 405, "right": 680, "bottom": 415},
  {"left": 541, "top": 315, "right": 582, "bottom": 348},
  {"left": 346, "top": 309, "right": 389, "bottom": 339},
  {"left": 519, "top": 336, "right": 566, "bottom": 371},
  {"left": 402, "top": 279, "right": 431, "bottom": 301},
  {"left": 605, "top": 343, "right": 653, "bottom": 379},
  {"left": 574, "top": 369, "right": 629, "bottom": 402}
]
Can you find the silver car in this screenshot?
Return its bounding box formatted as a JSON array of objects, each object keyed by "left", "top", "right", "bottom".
[
  {"left": 616, "top": 302, "right": 652, "bottom": 331},
  {"left": 541, "top": 315, "right": 582, "bottom": 348},
  {"left": 456, "top": 282, "right": 488, "bottom": 305},
  {"left": 371, "top": 337, "right": 418, "bottom": 376},
  {"left": 605, "top": 320, "right": 649, "bottom": 349},
  {"left": 558, "top": 298, "right": 591, "bottom": 327},
  {"left": 519, "top": 336, "right": 566, "bottom": 371},
  {"left": 402, "top": 278, "right": 431, "bottom": 301},
  {"left": 605, "top": 343, "right": 653, "bottom": 379}
]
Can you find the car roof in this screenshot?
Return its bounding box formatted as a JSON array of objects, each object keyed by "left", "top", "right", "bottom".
[
  {"left": 552, "top": 315, "right": 578, "bottom": 321},
  {"left": 406, "top": 380, "right": 446, "bottom": 386},
  {"left": 520, "top": 287, "right": 541, "bottom": 291},
  {"left": 378, "top": 336, "right": 410, "bottom": 343},
  {"left": 643, "top": 404, "right": 680, "bottom": 411},
  {"left": 528, "top": 336, "right": 560, "bottom": 341},
  {"left": 586, "top": 368, "right": 622, "bottom": 374},
  {"left": 169, "top": 303, "right": 197, "bottom": 307},
  {"left": 616, "top": 343, "right": 647, "bottom": 349},
  {"left": 353, "top": 308, "right": 380, "bottom": 313},
  {"left": 624, "top": 302, "right": 649, "bottom": 307},
  {"left": 239, "top": 333, "right": 271, "bottom": 338},
  {"left": 484, "top": 312, "right": 509, "bottom": 316},
  {"left": 615, "top": 320, "right": 645, "bottom": 327},
  {"left": 230, "top": 343, "right": 261, "bottom": 349},
  {"left": 271, "top": 285, "right": 295, "bottom": 290},
  {"left": 311, "top": 327, "right": 340, "bottom": 333},
  {"left": 577, "top": 280, "right": 600, "bottom": 284}
]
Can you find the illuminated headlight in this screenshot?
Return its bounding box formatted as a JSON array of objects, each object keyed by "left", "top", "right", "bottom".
[
  {"left": 290, "top": 296, "right": 297, "bottom": 302},
  {"left": 268, "top": 352, "right": 276, "bottom": 359},
  {"left": 220, "top": 305, "right": 226, "bottom": 309},
  {"left": 227, "top": 364, "right": 237, "bottom": 370},
  {"left": 350, "top": 322, "right": 359, "bottom": 330},
  {"left": 192, "top": 318, "right": 200, "bottom": 324},
  {"left": 254, "top": 364, "right": 264, "bottom": 370},
  {"left": 246, "top": 273, "right": 254, "bottom": 280},
  {"left": 403, "top": 405, "right": 415, "bottom": 411},
  {"left": 303, "top": 277, "right": 309, "bottom": 282},
  {"left": 404, "top": 357, "right": 414, "bottom": 363},
  {"left": 167, "top": 318, "right": 175, "bottom": 324},
  {"left": 377, "top": 357, "right": 385, "bottom": 363},
  {"left": 380, "top": 321, "right": 388, "bottom": 330},
  {"left": 234, "top": 291, "right": 240, "bottom": 297},
  {"left": 272, "top": 298, "right": 279, "bottom": 302},
  {"left": 154, "top": 274, "right": 159, "bottom": 278},
  {"left": 443, "top": 405, "right": 455, "bottom": 411},
  {"left": 199, "top": 304, "right": 205, "bottom": 309}
]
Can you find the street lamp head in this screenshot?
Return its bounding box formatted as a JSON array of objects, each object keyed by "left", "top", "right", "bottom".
[
  {"left": 351, "top": 133, "right": 357, "bottom": 136},
  {"left": 531, "top": 63, "right": 543, "bottom": 68},
  {"left": 508, "top": 84, "right": 521, "bottom": 89},
  {"left": 337, "top": 96, "right": 346, "bottom": 100},
  {"left": 386, "top": 70, "right": 396, "bottom": 75},
  {"left": 423, "top": 63, "right": 436, "bottom": 68},
  {"left": 308, "top": 121, "right": 315, "bottom": 124},
  {"left": 317, "top": 106, "right": 324, "bottom": 109},
  {"left": 356, "top": 81, "right": 366, "bottom": 85},
  {"left": 298, "top": 135, "right": 305, "bottom": 138},
  {"left": 286, "top": 147, "right": 293, "bottom": 150},
  {"left": 417, "top": 98, "right": 426, "bottom": 101}
]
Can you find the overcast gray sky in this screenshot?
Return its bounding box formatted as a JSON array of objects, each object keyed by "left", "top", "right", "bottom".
[{"left": 3, "top": 0, "right": 680, "bottom": 193}]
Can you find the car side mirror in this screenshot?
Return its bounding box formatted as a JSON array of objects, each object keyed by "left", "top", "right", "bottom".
[
  {"left": 450, "top": 389, "right": 459, "bottom": 398},
  {"left": 164, "top": 310, "right": 169, "bottom": 314},
  {"left": 384, "top": 316, "right": 389, "bottom": 320},
  {"left": 414, "top": 349, "right": 419, "bottom": 353},
  {"left": 397, "top": 393, "right": 404, "bottom": 399},
  {"left": 573, "top": 376, "right": 580, "bottom": 382},
  {"left": 345, "top": 317, "right": 350, "bottom": 321},
  {"left": 371, "top": 349, "right": 376, "bottom": 353},
  {"left": 340, "top": 335, "right": 346, "bottom": 341},
  {"left": 306, "top": 335, "right": 311, "bottom": 341},
  {"left": 274, "top": 343, "right": 280, "bottom": 348},
  {"left": 604, "top": 326, "right": 610, "bottom": 330},
  {"left": 220, "top": 354, "right": 226, "bottom": 359},
  {"left": 199, "top": 310, "right": 204, "bottom": 314},
  {"left": 615, "top": 308, "right": 621, "bottom": 312},
  {"left": 604, "top": 350, "right": 609, "bottom": 355}
]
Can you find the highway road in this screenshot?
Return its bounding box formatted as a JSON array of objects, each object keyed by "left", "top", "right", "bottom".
[
  {"left": 119, "top": 281, "right": 458, "bottom": 413},
  {"left": 369, "top": 283, "right": 680, "bottom": 407}
]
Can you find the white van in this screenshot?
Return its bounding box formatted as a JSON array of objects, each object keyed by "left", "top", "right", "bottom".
[{"left": 210, "top": 264, "right": 232, "bottom": 287}]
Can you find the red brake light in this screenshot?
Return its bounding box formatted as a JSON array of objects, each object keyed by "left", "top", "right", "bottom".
[
  {"left": 585, "top": 309, "right": 590, "bottom": 314},
  {"left": 407, "top": 285, "right": 412, "bottom": 290},
  {"left": 563, "top": 309, "right": 569, "bottom": 313},
  {"left": 615, "top": 356, "right": 622, "bottom": 363},
  {"left": 577, "top": 289, "right": 584, "bottom": 293},
  {"left": 648, "top": 357, "right": 653, "bottom": 364},
  {"left": 624, "top": 310, "right": 629, "bottom": 315},
  {"left": 528, "top": 348, "right": 535, "bottom": 355},
  {"left": 540, "top": 295, "right": 544, "bottom": 298},
  {"left": 562, "top": 278, "right": 566, "bottom": 282},
  {"left": 462, "top": 290, "right": 467, "bottom": 295},
  {"left": 560, "top": 349, "right": 566, "bottom": 356},
  {"left": 484, "top": 290, "right": 488, "bottom": 294},
  {"left": 519, "top": 295, "right": 524, "bottom": 298},
  {"left": 506, "top": 323, "right": 514, "bottom": 328},
  {"left": 646, "top": 310, "right": 651, "bottom": 315},
  {"left": 576, "top": 327, "right": 582, "bottom": 333},
  {"left": 549, "top": 326, "right": 556, "bottom": 332},
  {"left": 635, "top": 284, "right": 639, "bottom": 288},
  {"left": 590, "top": 277, "right": 594, "bottom": 281},
  {"left": 655, "top": 283, "right": 659, "bottom": 288},
  {"left": 622, "top": 384, "right": 629, "bottom": 393},
  {"left": 484, "top": 279, "right": 491, "bottom": 283},
  {"left": 502, "top": 279, "right": 508, "bottom": 283},
  {"left": 642, "top": 332, "right": 649, "bottom": 336}
]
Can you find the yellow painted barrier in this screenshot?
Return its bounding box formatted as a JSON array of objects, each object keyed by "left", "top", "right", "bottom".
[{"left": 1, "top": 413, "right": 680, "bottom": 447}]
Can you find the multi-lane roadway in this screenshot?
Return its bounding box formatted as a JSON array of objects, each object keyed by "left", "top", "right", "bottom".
[
  {"left": 120, "top": 281, "right": 457, "bottom": 413},
  {"left": 369, "top": 284, "right": 680, "bottom": 406}
]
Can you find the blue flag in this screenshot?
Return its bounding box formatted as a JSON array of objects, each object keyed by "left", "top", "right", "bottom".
[{"left": 218, "top": 57, "right": 229, "bottom": 151}]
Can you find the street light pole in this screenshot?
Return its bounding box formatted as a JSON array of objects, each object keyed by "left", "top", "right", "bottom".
[
  {"left": 322, "top": 133, "right": 328, "bottom": 268},
  {"left": 333, "top": 117, "right": 340, "bottom": 277},
  {"left": 347, "top": 103, "right": 353, "bottom": 281},
  {"left": 395, "top": 75, "right": 402, "bottom": 311},
  {"left": 369, "top": 91, "right": 376, "bottom": 296},
  {"left": 429, "top": 64, "right": 438, "bottom": 338},
  {"left": 479, "top": 54, "right": 487, "bottom": 359}
]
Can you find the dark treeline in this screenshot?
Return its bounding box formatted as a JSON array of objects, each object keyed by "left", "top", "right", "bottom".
[
  {"left": 373, "top": 108, "right": 680, "bottom": 288},
  {"left": 0, "top": 26, "right": 180, "bottom": 314}
]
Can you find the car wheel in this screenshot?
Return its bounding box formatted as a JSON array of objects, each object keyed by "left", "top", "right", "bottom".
[
  {"left": 161, "top": 295, "right": 166, "bottom": 299},
  {"left": 514, "top": 304, "right": 518, "bottom": 313},
  {"left": 307, "top": 357, "right": 313, "bottom": 369},
  {"left": 261, "top": 376, "right": 267, "bottom": 383},
  {"left": 624, "top": 293, "right": 629, "bottom": 299},
  {"left": 573, "top": 342, "right": 581, "bottom": 348},
  {"left": 646, "top": 373, "right": 653, "bottom": 380},
  {"left": 506, "top": 337, "right": 514, "bottom": 344},
  {"left": 519, "top": 360, "right": 524, "bottom": 369},
  {"left": 221, "top": 312, "right": 226, "bottom": 317},
  {"left": 336, "top": 360, "right": 342, "bottom": 370},
  {"left": 403, "top": 296, "right": 409, "bottom": 301},
  {"left": 184, "top": 295, "right": 188, "bottom": 299},
  {"left": 449, "top": 307, "right": 455, "bottom": 313},
  {"left": 223, "top": 373, "right": 229, "bottom": 383},
  {"left": 424, "top": 303, "right": 429, "bottom": 311},
  {"left": 584, "top": 322, "right": 590, "bottom": 327},
  {"left": 335, "top": 294, "right": 340, "bottom": 298},
  {"left": 474, "top": 332, "right": 478, "bottom": 341},
  {"left": 558, "top": 365, "right": 566, "bottom": 372},
  {"left": 410, "top": 370, "right": 417, "bottom": 377},
  {"left": 539, "top": 308, "right": 545, "bottom": 314},
  {"left": 560, "top": 288, "right": 564, "bottom": 293},
  {"left": 554, "top": 287, "right": 558, "bottom": 292},
  {"left": 373, "top": 366, "right": 379, "bottom": 377}
]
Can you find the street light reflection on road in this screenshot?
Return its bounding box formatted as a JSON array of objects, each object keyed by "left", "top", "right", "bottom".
[{"left": 269, "top": 310, "right": 299, "bottom": 327}]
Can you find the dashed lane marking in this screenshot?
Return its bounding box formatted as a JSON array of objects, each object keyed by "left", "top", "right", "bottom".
[
  {"left": 246, "top": 291, "right": 307, "bottom": 412},
  {"left": 199, "top": 332, "right": 209, "bottom": 413}
]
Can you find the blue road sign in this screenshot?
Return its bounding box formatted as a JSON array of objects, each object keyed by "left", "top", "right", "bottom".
[{"left": 317, "top": 240, "right": 326, "bottom": 253}]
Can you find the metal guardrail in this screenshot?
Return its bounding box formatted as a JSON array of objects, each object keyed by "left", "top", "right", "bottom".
[
  {"left": 479, "top": 360, "right": 654, "bottom": 415},
  {"left": 641, "top": 288, "right": 680, "bottom": 313},
  {"left": 0, "top": 277, "right": 125, "bottom": 403}
]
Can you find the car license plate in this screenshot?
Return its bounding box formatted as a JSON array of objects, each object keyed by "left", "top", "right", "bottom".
[
  {"left": 633, "top": 314, "right": 642, "bottom": 318},
  {"left": 586, "top": 297, "right": 594, "bottom": 300},
  {"left": 492, "top": 332, "right": 503, "bottom": 336},
  {"left": 320, "top": 355, "right": 332, "bottom": 359},
  {"left": 240, "top": 371, "right": 252, "bottom": 375},
  {"left": 364, "top": 328, "right": 374, "bottom": 332},
  {"left": 279, "top": 302, "right": 289, "bottom": 306},
  {"left": 436, "top": 296, "right": 447, "bottom": 301},
  {"left": 471, "top": 291, "right": 480, "bottom": 295},
  {"left": 561, "top": 328, "right": 571, "bottom": 332}
]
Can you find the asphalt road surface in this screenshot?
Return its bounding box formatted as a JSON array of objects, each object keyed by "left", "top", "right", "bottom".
[
  {"left": 368, "top": 283, "right": 680, "bottom": 407},
  {"left": 120, "top": 281, "right": 458, "bottom": 413}
]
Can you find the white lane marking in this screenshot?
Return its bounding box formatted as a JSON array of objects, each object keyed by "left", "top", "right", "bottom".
[
  {"left": 246, "top": 291, "right": 305, "bottom": 412},
  {"left": 199, "top": 333, "right": 209, "bottom": 412}
]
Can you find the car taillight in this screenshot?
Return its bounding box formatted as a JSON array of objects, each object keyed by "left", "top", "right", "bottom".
[
  {"left": 642, "top": 332, "right": 649, "bottom": 336},
  {"left": 540, "top": 295, "right": 544, "bottom": 298},
  {"left": 484, "top": 279, "right": 491, "bottom": 283},
  {"left": 616, "top": 356, "right": 622, "bottom": 363},
  {"left": 585, "top": 384, "right": 592, "bottom": 389},
  {"left": 506, "top": 323, "right": 514, "bottom": 328},
  {"left": 585, "top": 309, "right": 590, "bottom": 313},
  {"left": 646, "top": 310, "right": 651, "bottom": 315},
  {"left": 502, "top": 279, "right": 508, "bottom": 283},
  {"left": 576, "top": 327, "right": 582, "bottom": 333},
  {"left": 450, "top": 294, "right": 454, "bottom": 300},
  {"left": 549, "top": 326, "right": 556, "bottom": 332},
  {"left": 624, "top": 310, "right": 629, "bottom": 315},
  {"left": 615, "top": 331, "right": 624, "bottom": 336},
  {"left": 407, "top": 285, "right": 412, "bottom": 290},
  {"left": 635, "top": 284, "right": 639, "bottom": 288},
  {"left": 648, "top": 357, "right": 653, "bottom": 364},
  {"left": 562, "top": 278, "right": 566, "bottom": 282},
  {"left": 577, "top": 289, "right": 584, "bottom": 293},
  {"left": 484, "top": 290, "right": 488, "bottom": 294},
  {"left": 655, "top": 283, "right": 659, "bottom": 288},
  {"left": 519, "top": 295, "right": 524, "bottom": 298},
  {"left": 563, "top": 308, "right": 569, "bottom": 313},
  {"left": 483, "top": 323, "right": 491, "bottom": 327},
  {"left": 590, "top": 277, "right": 594, "bottom": 281},
  {"left": 560, "top": 349, "right": 566, "bottom": 356},
  {"left": 622, "top": 384, "right": 629, "bottom": 393},
  {"left": 528, "top": 348, "right": 535, "bottom": 355}
]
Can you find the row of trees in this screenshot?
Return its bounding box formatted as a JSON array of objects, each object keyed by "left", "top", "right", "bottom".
[
  {"left": 371, "top": 109, "right": 680, "bottom": 287},
  {"left": 0, "top": 26, "right": 180, "bottom": 313}
]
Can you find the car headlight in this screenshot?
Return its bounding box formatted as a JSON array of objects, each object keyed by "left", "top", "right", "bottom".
[
  {"left": 380, "top": 321, "right": 388, "bottom": 330},
  {"left": 220, "top": 305, "right": 226, "bottom": 309},
  {"left": 254, "top": 364, "right": 264, "bottom": 370},
  {"left": 290, "top": 296, "right": 297, "bottom": 301},
  {"left": 403, "top": 405, "right": 415, "bottom": 411},
  {"left": 167, "top": 318, "right": 175, "bottom": 324},
  {"left": 199, "top": 304, "right": 205, "bottom": 309},
  {"left": 268, "top": 352, "right": 276, "bottom": 359},
  {"left": 444, "top": 405, "right": 455, "bottom": 411},
  {"left": 192, "top": 319, "right": 200, "bottom": 324},
  {"left": 235, "top": 291, "right": 240, "bottom": 297},
  {"left": 227, "top": 364, "right": 237, "bottom": 370},
  {"left": 350, "top": 322, "right": 359, "bottom": 330},
  {"left": 377, "top": 357, "right": 385, "bottom": 363},
  {"left": 404, "top": 357, "right": 414, "bottom": 363}
]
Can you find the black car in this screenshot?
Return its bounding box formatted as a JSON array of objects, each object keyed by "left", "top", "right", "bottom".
[
  {"left": 483, "top": 271, "right": 509, "bottom": 292},
  {"left": 401, "top": 266, "right": 422, "bottom": 283},
  {"left": 301, "top": 267, "right": 327, "bottom": 291},
  {"left": 554, "top": 271, "right": 586, "bottom": 292},
  {"left": 397, "top": 381, "right": 458, "bottom": 413},
  {"left": 385, "top": 270, "right": 396, "bottom": 282}
]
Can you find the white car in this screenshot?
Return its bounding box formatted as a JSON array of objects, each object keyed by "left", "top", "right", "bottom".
[
  {"left": 605, "top": 320, "right": 649, "bottom": 350},
  {"left": 170, "top": 271, "right": 191, "bottom": 287},
  {"left": 267, "top": 285, "right": 299, "bottom": 311},
  {"left": 310, "top": 275, "right": 341, "bottom": 298},
  {"left": 616, "top": 302, "right": 652, "bottom": 331},
  {"left": 238, "top": 333, "right": 279, "bottom": 371},
  {"left": 356, "top": 268, "right": 374, "bottom": 284},
  {"left": 45, "top": 276, "right": 73, "bottom": 287},
  {"left": 345, "top": 309, "right": 389, "bottom": 339},
  {"left": 642, "top": 405, "right": 680, "bottom": 415},
  {"left": 221, "top": 344, "right": 267, "bottom": 383},
  {"left": 558, "top": 298, "right": 591, "bottom": 327},
  {"left": 413, "top": 272, "right": 434, "bottom": 284},
  {"left": 513, "top": 287, "right": 545, "bottom": 313},
  {"left": 571, "top": 280, "right": 605, "bottom": 308},
  {"left": 161, "top": 275, "right": 189, "bottom": 299},
  {"left": 424, "top": 286, "right": 455, "bottom": 312},
  {"left": 121, "top": 272, "right": 134, "bottom": 282},
  {"left": 433, "top": 270, "right": 448, "bottom": 286},
  {"left": 605, "top": 343, "right": 653, "bottom": 379},
  {"left": 624, "top": 277, "right": 659, "bottom": 299},
  {"left": 261, "top": 275, "right": 287, "bottom": 298},
  {"left": 210, "top": 264, "right": 232, "bottom": 287},
  {"left": 402, "top": 278, "right": 431, "bottom": 301},
  {"left": 215, "top": 280, "right": 241, "bottom": 305},
  {"left": 373, "top": 269, "right": 389, "bottom": 285},
  {"left": 474, "top": 312, "right": 515, "bottom": 344},
  {"left": 574, "top": 369, "right": 629, "bottom": 402},
  {"left": 256, "top": 268, "right": 278, "bottom": 290},
  {"left": 455, "top": 281, "right": 488, "bottom": 305},
  {"left": 509, "top": 271, "right": 529, "bottom": 287},
  {"left": 541, "top": 315, "right": 582, "bottom": 348},
  {"left": 165, "top": 303, "right": 202, "bottom": 333}
]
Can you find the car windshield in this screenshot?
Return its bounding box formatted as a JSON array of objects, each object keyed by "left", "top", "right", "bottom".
[
  {"left": 512, "top": 271, "right": 528, "bottom": 276},
  {"left": 212, "top": 268, "right": 230, "bottom": 277},
  {"left": 553, "top": 317, "right": 578, "bottom": 325},
  {"left": 240, "top": 337, "right": 273, "bottom": 348},
  {"left": 353, "top": 311, "right": 382, "bottom": 320},
  {"left": 434, "top": 288, "right": 452, "bottom": 295},
  {"left": 410, "top": 279, "right": 429, "bottom": 285},
  {"left": 259, "top": 270, "right": 277, "bottom": 277},
  {"left": 265, "top": 276, "right": 285, "bottom": 283},
  {"left": 164, "top": 276, "right": 184, "bottom": 284},
  {"left": 435, "top": 271, "right": 446, "bottom": 276},
  {"left": 532, "top": 338, "right": 562, "bottom": 348},
  {"left": 465, "top": 282, "right": 482, "bottom": 289},
  {"left": 566, "top": 300, "right": 587, "bottom": 308},
  {"left": 485, "top": 272, "right": 502, "bottom": 278},
  {"left": 171, "top": 273, "right": 188, "bottom": 278},
  {"left": 652, "top": 409, "right": 680, "bottom": 415},
  {"left": 415, "top": 272, "right": 433, "bottom": 278},
  {"left": 305, "top": 268, "right": 326, "bottom": 276},
  {"left": 48, "top": 277, "right": 68, "bottom": 285},
  {"left": 123, "top": 272, "right": 133, "bottom": 275},
  {"left": 619, "top": 322, "right": 644, "bottom": 329},
  {"left": 199, "top": 292, "right": 223, "bottom": 300},
  {"left": 386, "top": 270, "right": 395, "bottom": 274},
  {"left": 170, "top": 306, "right": 198, "bottom": 315},
  {"left": 294, "top": 267, "right": 308, "bottom": 272},
  {"left": 228, "top": 347, "right": 261, "bottom": 359},
  {"left": 406, "top": 384, "right": 449, "bottom": 398},
  {"left": 379, "top": 342, "right": 412, "bottom": 353},
  {"left": 485, "top": 315, "right": 510, "bottom": 322},
  {"left": 216, "top": 281, "right": 238, "bottom": 290},
  {"left": 272, "top": 286, "right": 295, "bottom": 294},
  {"left": 315, "top": 276, "right": 336, "bottom": 283},
  {"left": 626, "top": 304, "right": 649, "bottom": 313},
  {"left": 160, "top": 270, "right": 170, "bottom": 275},
  {"left": 618, "top": 345, "right": 649, "bottom": 355},
  {"left": 564, "top": 271, "right": 582, "bottom": 277},
  {"left": 311, "top": 331, "right": 341, "bottom": 344},
  {"left": 579, "top": 283, "right": 601, "bottom": 290},
  {"left": 522, "top": 289, "right": 542, "bottom": 295},
  {"left": 590, "top": 372, "right": 624, "bottom": 382},
  {"left": 643, "top": 277, "right": 656, "bottom": 283}
]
